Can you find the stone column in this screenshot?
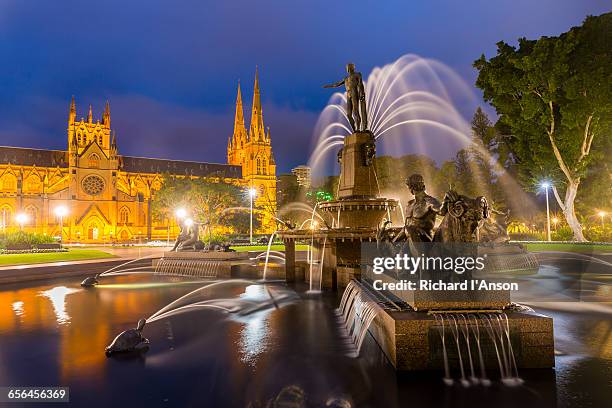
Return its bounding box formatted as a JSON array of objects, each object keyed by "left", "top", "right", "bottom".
[
  {"left": 284, "top": 239, "right": 296, "bottom": 282},
  {"left": 321, "top": 240, "right": 337, "bottom": 290},
  {"left": 147, "top": 197, "right": 152, "bottom": 240}
]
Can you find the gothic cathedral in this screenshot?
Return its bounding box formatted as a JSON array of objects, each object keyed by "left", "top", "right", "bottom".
[
  {"left": 0, "top": 69, "right": 276, "bottom": 242},
  {"left": 227, "top": 69, "right": 277, "bottom": 230}
]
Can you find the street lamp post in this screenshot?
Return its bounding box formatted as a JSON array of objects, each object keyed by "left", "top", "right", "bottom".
[
  {"left": 541, "top": 182, "right": 551, "bottom": 242},
  {"left": 54, "top": 206, "right": 68, "bottom": 244},
  {"left": 248, "top": 188, "right": 257, "bottom": 243},
  {"left": 175, "top": 208, "right": 187, "bottom": 241},
  {"left": 15, "top": 213, "right": 28, "bottom": 231}
]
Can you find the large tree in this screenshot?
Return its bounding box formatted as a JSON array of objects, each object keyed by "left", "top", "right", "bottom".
[
  {"left": 151, "top": 176, "right": 243, "bottom": 234},
  {"left": 474, "top": 13, "right": 611, "bottom": 241}
]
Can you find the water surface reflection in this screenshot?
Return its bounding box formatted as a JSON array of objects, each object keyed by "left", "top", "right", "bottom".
[{"left": 0, "top": 271, "right": 609, "bottom": 407}]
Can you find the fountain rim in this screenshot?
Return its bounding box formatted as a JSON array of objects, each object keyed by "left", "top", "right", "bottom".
[{"left": 318, "top": 197, "right": 398, "bottom": 212}]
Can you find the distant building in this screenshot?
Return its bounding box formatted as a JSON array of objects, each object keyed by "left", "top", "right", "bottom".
[
  {"left": 291, "top": 165, "right": 311, "bottom": 189},
  {"left": 0, "top": 70, "right": 276, "bottom": 242}
]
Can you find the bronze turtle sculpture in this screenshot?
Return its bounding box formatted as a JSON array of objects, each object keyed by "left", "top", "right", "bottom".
[
  {"left": 80, "top": 275, "right": 99, "bottom": 287},
  {"left": 105, "top": 319, "right": 150, "bottom": 356}
]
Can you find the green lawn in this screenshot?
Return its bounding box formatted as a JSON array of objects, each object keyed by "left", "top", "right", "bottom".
[
  {"left": 230, "top": 244, "right": 310, "bottom": 252},
  {"left": 522, "top": 242, "right": 612, "bottom": 254},
  {"left": 0, "top": 249, "right": 116, "bottom": 266}
]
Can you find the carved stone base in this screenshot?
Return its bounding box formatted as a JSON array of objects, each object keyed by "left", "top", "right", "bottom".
[{"left": 337, "top": 131, "right": 377, "bottom": 198}]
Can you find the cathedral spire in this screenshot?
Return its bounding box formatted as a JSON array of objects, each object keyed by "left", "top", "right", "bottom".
[
  {"left": 103, "top": 100, "right": 111, "bottom": 127},
  {"left": 69, "top": 96, "right": 76, "bottom": 124},
  {"left": 110, "top": 131, "right": 118, "bottom": 156},
  {"left": 87, "top": 105, "right": 93, "bottom": 123},
  {"left": 233, "top": 81, "right": 247, "bottom": 145},
  {"left": 250, "top": 66, "right": 264, "bottom": 141}
]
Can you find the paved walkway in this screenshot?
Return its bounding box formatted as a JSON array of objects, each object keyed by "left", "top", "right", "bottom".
[
  {"left": 0, "top": 246, "right": 309, "bottom": 285},
  {"left": 0, "top": 246, "right": 169, "bottom": 284}
]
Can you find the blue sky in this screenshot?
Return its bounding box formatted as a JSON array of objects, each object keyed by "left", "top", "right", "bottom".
[{"left": 0, "top": 0, "right": 608, "bottom": 172}]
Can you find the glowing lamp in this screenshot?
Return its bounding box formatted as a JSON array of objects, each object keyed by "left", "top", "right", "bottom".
[
  {"left": 15, "top": 213, "right": 28, "bottom": 224},
  {"left": 54, "top": 206, "right": 68, "bottom": 217}
]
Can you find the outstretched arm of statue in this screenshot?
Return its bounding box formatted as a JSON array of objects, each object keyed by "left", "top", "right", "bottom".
[{"left": 323, "top": 78, "right": 345, "bottom": 88}]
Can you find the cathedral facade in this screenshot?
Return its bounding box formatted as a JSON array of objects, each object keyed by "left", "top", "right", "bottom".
[{"left": 0, "top": 71, "right": 276, "bottom": 242}]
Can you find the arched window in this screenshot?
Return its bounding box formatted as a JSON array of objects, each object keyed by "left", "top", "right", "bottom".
[
  {"left": 0, "top": 205, "right": 12, "bottom": 227},
  {"left": 88, "top": 153, "right": 100, "bottom": 168},
  {"left": 25, "top": 176, "right": 41, "bottom": 192},
  {"left": 262, "top": 158, "right": 267, "bottom": 175},
  {"left": 25, "top": 206, "right": 37, "bottom": 226},
  {"left": 257, "top": 157, "right": 262, "bottom": 175},
  {"left": 1, "top": 174, "right": 17, "bottom": 191},
  {"left": 78, "top": 131, "right": 83, "bottom": 144},
  {"left": 119, "top": 207, "right": 129, "bottom": 224}
]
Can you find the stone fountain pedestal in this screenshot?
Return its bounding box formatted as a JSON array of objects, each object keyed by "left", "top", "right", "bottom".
[
  {"left": 277, "top": 129, "right": 554, "bottom": 371},
  {"left": 280, "top": 131, "right": 396, "bottom": 288}
]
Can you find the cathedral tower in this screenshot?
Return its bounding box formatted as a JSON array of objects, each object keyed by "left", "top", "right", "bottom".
[
  {"left": 227, "top": 68, "right": 277, "bottom": 231},
  {"left": 67, "top": 98, "right": 113, "bottom": 157}
]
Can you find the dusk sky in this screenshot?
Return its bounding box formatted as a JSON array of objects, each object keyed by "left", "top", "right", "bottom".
[{"left": 0, "top": 0, "right": 608, "bottom": 173}]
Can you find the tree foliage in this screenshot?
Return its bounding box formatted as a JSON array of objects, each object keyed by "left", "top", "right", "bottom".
[
  {"left": 474, "top": 13, "right": 611, "bottom": 240},
  {"left": 219, "top": 210, "right": 262, "bottom": 235},
  {"left": 151, "top": 176, "right": 244, "bottom": 233}
]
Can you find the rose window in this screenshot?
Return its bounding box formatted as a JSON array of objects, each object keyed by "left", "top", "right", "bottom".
[{"left": 82, "top": 175, "right": 105, "bottom": 195}]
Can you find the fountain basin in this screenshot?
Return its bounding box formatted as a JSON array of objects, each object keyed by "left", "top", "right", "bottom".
[
  {"left": 279, "top": 228, "right": 380, "bottom": 288},
  {"left": 319, "top": 198, "right": 398, "bottom": 229},
  {"left": 153, "top": 251, "right": 252, "bottom": 279},
  {"left": 342, "top": 280, "right": 554, "bottom": 371},
  {"left": 375, "top": 308, "right": 554, "bottom": 370}
]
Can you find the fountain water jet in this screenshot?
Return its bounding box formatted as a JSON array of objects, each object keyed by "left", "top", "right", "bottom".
[{"left": 277, "top": 58, "right": 554, "bottom": 382}]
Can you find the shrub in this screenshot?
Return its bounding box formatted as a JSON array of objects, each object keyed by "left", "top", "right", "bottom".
[
  {"left": 0, "top": 231, "right": 56, "bottom": 249},
  {"left": 202, "top": 232, "right": 229, "bottom": 245},
  {"left": 584, "top": 225, "right": 612, "bottom": 242},
  {"left": 509, "top": 232, "right": 546, "bottom": 241},
  {"left": 552, "top": 226, "right": 574, "bottom": 241}
]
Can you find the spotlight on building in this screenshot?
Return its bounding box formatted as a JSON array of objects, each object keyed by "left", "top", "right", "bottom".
[
  {"left": 184, "top": 218, "right": 194, "bottom": 227},
  {"left": 175, "top": 208, "right": 187, "bottom": 219}
]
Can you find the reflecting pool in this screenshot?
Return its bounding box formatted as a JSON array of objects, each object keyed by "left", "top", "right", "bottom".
[{"left": 0, "top": 271, "right": 609, "bottom": 407}]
